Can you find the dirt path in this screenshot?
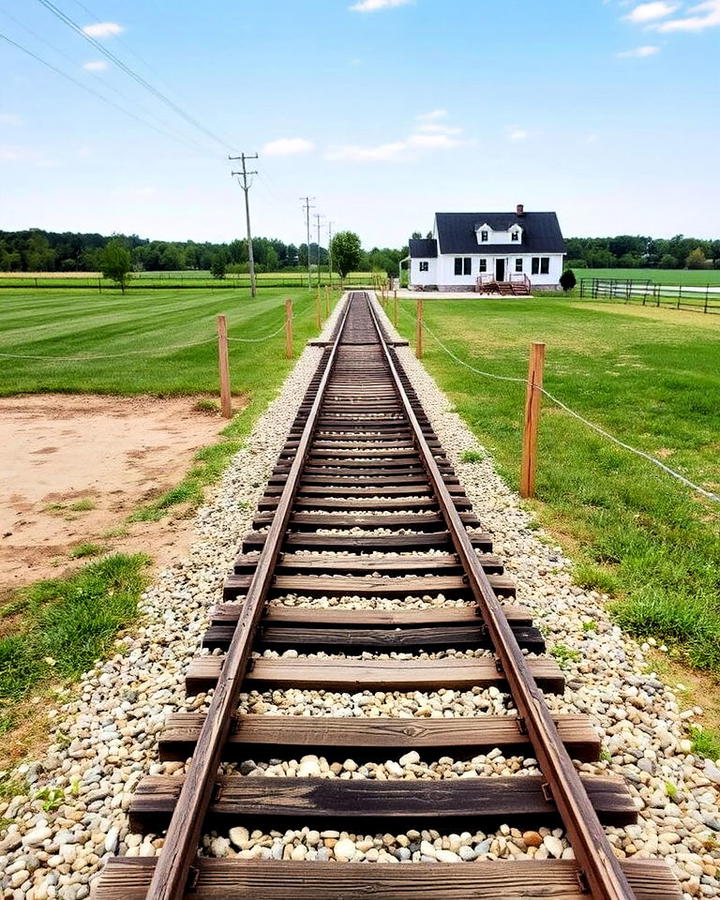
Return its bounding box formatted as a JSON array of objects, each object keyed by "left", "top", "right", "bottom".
[{"left": 0, "top": 394, "right": 232, "bottom": 596}]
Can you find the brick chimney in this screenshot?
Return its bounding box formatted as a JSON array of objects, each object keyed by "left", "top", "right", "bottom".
[{"left": 516, "top": 203, "right": 525, "bottom": 216}]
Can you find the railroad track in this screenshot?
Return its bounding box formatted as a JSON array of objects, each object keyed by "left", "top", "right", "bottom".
[{"left": 94, "top": 292, "right": 680, "bottom": 899}]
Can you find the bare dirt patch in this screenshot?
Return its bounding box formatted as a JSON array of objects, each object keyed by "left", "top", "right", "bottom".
[{"left": 0, "top": 394, "right": 235, "bottom": 596}]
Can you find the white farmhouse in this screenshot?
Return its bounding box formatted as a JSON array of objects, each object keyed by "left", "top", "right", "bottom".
[{"left": 408, "top": 205, "right": 566, "bottom": 293}]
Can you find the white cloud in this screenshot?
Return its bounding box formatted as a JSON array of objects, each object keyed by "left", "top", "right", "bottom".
[
  {"left": 0, "top": 114, "right": 20, "bottom": 126},
  {"left": 82, "top": 22, "right": 124, "bottom": 38},
  {"left": 262, "top": 137, "right": 314, "bottom": 156},
  {"left": 0, "top": 145, "right": 56, "bottom": 167},
  {"left": 508, "top": 128, "right": 529, "bottom": 141},
  {"left": 407, "top": 133, "right": 462, "bottom": 149},
  {"left": 82, "top": 60, "right": 109, "bottom": 71},
  {"left": 617, "top": 44, "right": 661, "bottom": 55},
  {"left": 654, "top": 0, "right": 720, "bottom": 30},
  {"left": 416, "top": 122, "right": 462, "bottom": 135},
  {"left": 350, "top": 0, "right": 412, "bottom": 11},
  {"left": 624, "top": 1, "right": 679, "bottom": 21}
]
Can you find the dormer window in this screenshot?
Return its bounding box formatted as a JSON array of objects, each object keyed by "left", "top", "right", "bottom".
[
  {"left": 511, "top": 231, "right": 519, "bottom": 242},
  {"left": 481, "top": 230, "right": 489, "bottom": 243}
]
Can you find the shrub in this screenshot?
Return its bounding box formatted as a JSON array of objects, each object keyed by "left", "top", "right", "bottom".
[{"left": 560, "top": 269, "right": 577, "bottom": 292}]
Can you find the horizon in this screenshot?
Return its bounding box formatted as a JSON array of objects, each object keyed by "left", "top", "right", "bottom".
[{"left": 2, "top": 0, "right": 719, "bottom": 247}]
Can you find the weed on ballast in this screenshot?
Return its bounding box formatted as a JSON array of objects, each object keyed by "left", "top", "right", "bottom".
[
  {"left": 460, "top": 449, "right": 485, "bottom": 463},
  {"left": 550, "top": 643, "right": 581, "bottom": 668},
  {"left": 689, "top": 725, "right": 720, "bottom": 760},
  {"left": 0, "top": 554, "right": 149, "bottom": 714}
]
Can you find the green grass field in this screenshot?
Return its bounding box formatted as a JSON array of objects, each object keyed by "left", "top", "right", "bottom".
[
  {"left": 396, "top": 296, "right": 720, "bottom": 672},
  {"left": 575, "top": 267, "right": 720, "bottom": 286},
  {"left": 0, "top": 270, "right": 372, "bottom": 290},
  {"left": 0, "top": 286, "right": 331, "bottom": 397}
]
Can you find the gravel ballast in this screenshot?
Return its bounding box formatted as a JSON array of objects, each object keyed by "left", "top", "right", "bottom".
[{"left": 0, "top": 294, "right": 717, "bottom": 899}]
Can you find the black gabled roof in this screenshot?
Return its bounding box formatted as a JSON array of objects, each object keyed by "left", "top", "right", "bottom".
[
  {"left": 435, "top": 212, "right": 565, "bottom": 255},
  {"left": 409, "top": 238, "right": 438, "bottom": 259}
]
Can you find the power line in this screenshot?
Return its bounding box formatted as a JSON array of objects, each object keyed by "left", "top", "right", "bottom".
[
  {"left": 0, "top": 30, "right": 212, "bottom": 155},
  {"left": 35, "top": 0, "right": 236, "bottom": 152},
  {"left": 300, "top": 196, "right": 315, "bottom": 290},
  {"left": 0, "top": 7, "right": 211, "bottom": 156},
  {"left": 229, "top": 153, "right": 259, "bottom": 298}
]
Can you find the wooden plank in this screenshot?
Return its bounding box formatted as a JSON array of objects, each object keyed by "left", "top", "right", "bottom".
[
  {"left": 94, "top": 858, "right": 682, "bottom": 900},
  {"left": 209, "top": 603, "right": 533, "bottom": 627},
  {"left": 159, "top": 713, "right": 601, "bottom": 763},
  {"left": 186, "top": 657, "right": 565, "bottom": 695},
  {"left": 252, "top": 512, "right": 480, "bottom": 531},
  {"left": 203, "top": 623, "right": 544, "bottom": 653},
  {"left": 232, "top": 552, "right": 503, "bottom": 576},
  {"left": 242, "top": 532, "right": 493, "bottom": 554},
  {"left": 128, "top": 775, "right": 638, "bottom": 832},
  {"left": 260, "top": 496, "right": 473, "bottom": 512},
  {"left": 223, "top": 574, "right": 515, "bottom": 600}
]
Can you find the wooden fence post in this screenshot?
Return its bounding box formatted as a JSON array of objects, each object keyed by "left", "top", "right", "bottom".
[
  {"left": 393, "top": 291, "right": 398, "bottom": 327},
  {"left": 285, "top": 298, "right": 293, "bottom": 359},
  {"left": 325, "top": 285, "right": 330, "bottom": 317},
  {"left": 315, "top": 291, "right": 321, "bottom": 329},
  {"left": 416, "top": 299, "right": 424, "bottom": 359},
  {"left": 520, "top": 342, "right": 545, "bottom": 499},
  {"left": 216, "top": 314, "right": 232, "bottom": 419}
]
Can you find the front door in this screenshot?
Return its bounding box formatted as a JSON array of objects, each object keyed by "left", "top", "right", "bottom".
[{"left": 495, "top": 259, "right": 506, "bottom": 282}]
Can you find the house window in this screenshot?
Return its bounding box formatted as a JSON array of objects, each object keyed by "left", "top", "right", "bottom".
[
  {"left": 419, "top": 261, "right": 429, "bottom": 272},
  {"left": 511, "top": 231, "right": 519, "bottom": 242},
  {"left": 481, "top": 231, "right": 489, "bottom": 243},
  {"left": 532, "top": 257, "right": 550, "bottom": 275},
  {"left": 454, "top": 257, "right": 471, "bottom": 276},
  {"left": 479, "top": 259, "right": 487, "bottom": 273},
  {"left": 515, "top": 258, "right": 523, "bottom": 273}
]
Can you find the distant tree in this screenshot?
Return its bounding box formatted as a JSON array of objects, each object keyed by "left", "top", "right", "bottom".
[
  {"left": 211, "top": 254, "right": 227, "bottom": 279},
  {"left": 559, "top": 269, "right": 577, "bottom": 292},
  {"left": 100, "top": 239, "right": 132, "bottom": 292},
  {"left": 686, "top": 248, "right": 706, "bottom": 269},
  {"left": 660, "top": 254, "right": 678, "bottom": 269},
  {"left": 331, "top": 231, "right": 362, "bottom": 279}
]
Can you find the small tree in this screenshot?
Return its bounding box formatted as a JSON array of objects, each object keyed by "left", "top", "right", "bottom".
[
  {"left": 331, "top": 231, "right": 362, "bottom": 282},
  {"left": 687, "top": 248, "right": 706, "bottom": 269},
  {"left": 559, "top": 269, "right": 577, "bottom": 292},
  {"left": 211, "top": 254, "right": 227, "bottom": 279},
  {"left": 660, "top": 254, "right": 678, "bottom": 269},
  {"left": 100, "top": 239, "right": 132, "bottom": 292}
]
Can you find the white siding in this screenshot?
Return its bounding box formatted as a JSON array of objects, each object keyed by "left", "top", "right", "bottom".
[
  {"left": 410, "top": 258, "right": 438, "bottom": 286},
  {"left": 434, "top": 254, "right": 564, "bottom": 289}
]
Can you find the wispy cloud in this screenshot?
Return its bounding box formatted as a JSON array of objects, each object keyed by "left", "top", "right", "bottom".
[
  {"left": 82, "top": 21, "right": 124, "bottom": 38},
  {"left": 350, "top": 0, "right": 412, "bottom": 11},
  {"left": 262, "top": 137, "right": 314, "bottom": 156},
  {"left": 417, "top": 109, "right": 448, "bottom": 121},
  {"left": 0, "top": 113, "right": 21, "bottom": 126},
  {"left": 653, "top": 0, "right": 720, "bottom": 30},
  {"left": 82, "top": 60, "right": 109, "bottom": 71},
  {"left": 407, "top": 133, "right": 462, "bottom": 149},
  {"left": 624, "top": 1, "right": 679, "bottom": 22},
  {"left": 0, "top": 145, "right": 56, "bottom": 167},
  {"left": 617, "top": 44, "right": 661, "bottom": 55},
  {"left": 326, "top": 141, "right": 408, "bottom": 162},
  {"left": 508, "top": 128, "right": 529, "bottom": 142}
]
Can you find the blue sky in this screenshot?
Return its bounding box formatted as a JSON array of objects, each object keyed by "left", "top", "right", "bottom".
[{"left": 1, "top": 0, "right": 719, "bottom": 248}]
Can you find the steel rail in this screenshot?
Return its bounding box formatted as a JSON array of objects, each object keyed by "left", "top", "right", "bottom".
[
  {"left": 146, "top": 299, "right": 354, "bottom": 900},
  {"left": 365, "top": 293, "right": 635, "bottom": 900}
]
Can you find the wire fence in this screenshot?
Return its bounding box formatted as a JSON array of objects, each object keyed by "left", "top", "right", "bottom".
[
  {"left": 407, "top": 310, "right": 719, "bottom": 504},
  {"left": 0, "top": 304, "right": 320, "bottom": 361}
]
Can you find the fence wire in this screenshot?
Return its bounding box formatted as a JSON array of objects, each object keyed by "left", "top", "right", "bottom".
[{"left": 417, "top": 318, "right": 719, "bottom": 504}]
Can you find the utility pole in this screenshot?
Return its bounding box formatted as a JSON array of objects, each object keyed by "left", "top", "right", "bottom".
[
  {"left": 300, "top": 196, "right": 315, "bottom": 290},
  {"left": 314, "top": 212, "right": 325, "bottom": 290},
  {"left": 229, "top": 153, "right": 258, "bottom": 297},
  {"left": 327, "top": 221, "right": 334, "bottom": 288}
]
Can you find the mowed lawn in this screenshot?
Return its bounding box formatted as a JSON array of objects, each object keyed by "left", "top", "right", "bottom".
[
  {"left": 575, "top": 267, "right": 720, "bottom": 285},
  {"left": 0, "top": 286, "right": 330, "bottom": 399},
  {"left": 396, "top": 297, "right": 720, "bottom": 672}
]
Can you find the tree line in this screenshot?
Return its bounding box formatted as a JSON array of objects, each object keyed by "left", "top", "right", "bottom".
[
  {"left": 0, "top": 228, "right": 404, "bottom": 276},
  {"left": 566, "top": 235, "right": 720, "bottom": 270}
]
